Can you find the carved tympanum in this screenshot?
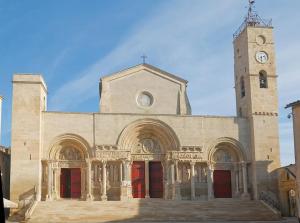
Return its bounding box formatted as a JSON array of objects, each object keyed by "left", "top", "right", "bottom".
[
  {"left": 133, "top": 138, "right": 161, "bottom": 154},
  {"left": 59, "top": 147, "right": 82, "bottom": 160},
  {"left": 213, "top": 149, "right": 232, "bottom": 162}
]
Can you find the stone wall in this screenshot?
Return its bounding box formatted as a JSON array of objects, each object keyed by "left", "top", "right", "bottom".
[{"left": 42, "top": 112, "right": 251, "bottom": 162}]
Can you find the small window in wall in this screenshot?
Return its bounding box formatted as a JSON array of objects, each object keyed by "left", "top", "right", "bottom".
[
  {"left": 240, "top": 76, "right": 245, "bottom": 98},
  {"left": 259, "top": 71, "right": 268, "bottom": 88}
]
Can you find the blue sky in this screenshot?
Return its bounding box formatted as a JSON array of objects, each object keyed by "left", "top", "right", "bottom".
[{"left": 0, "top": 0, "right": 299, "bottom": 166}]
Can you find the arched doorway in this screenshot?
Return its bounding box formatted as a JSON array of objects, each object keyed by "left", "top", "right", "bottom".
[
  {"left": 212, "top": 148, "right": 236, "bottom": 198},
  {"left": 208, "top": 138, "right": 248, "bottom": 199},
  {"left": 45, "top": 134, "right": 91, "bottom": 200},
  {"left": 118, "top": 119, "right": 180, "bottom": 199},
  {"left": 58, "top": 147, "right": 83, "bottom": 199}
]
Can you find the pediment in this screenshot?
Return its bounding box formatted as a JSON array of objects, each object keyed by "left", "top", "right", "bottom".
[{"left": 101, "top": 63, "right": 187, "bottom": 85}]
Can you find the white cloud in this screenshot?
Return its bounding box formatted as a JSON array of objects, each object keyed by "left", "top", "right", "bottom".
[
  {"left": 49, "top": 0, "right": 241, "bottom": 111},
  {"left": 48, "top": 0, "right": 298, "bottom": 166}
]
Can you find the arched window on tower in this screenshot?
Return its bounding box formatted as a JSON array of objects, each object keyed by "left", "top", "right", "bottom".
[
  {"left": 240, "top": 76, "right": 245, "bottom": 97},
  {"left": 259, "top": 70, "right": 268, "bottom": 88}
]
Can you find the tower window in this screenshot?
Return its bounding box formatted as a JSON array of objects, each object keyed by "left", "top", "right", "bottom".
[
  {"left": 240, "top": 76, "right": 245, "bottom": 97},
  {"left": 259, "top": 70, "right": 268, "bottom": 88}
]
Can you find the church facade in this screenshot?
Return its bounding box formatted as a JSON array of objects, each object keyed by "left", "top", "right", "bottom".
[{"left": 10, "top": 10, "right": 281, "bottom": 207}]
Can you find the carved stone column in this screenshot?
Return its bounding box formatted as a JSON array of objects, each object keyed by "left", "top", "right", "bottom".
[
  {"left": 53, "top": 167, "right": 59, "bottom": 199},
  {"left": 101, "top": 161, "right": 108, "bottom": 201},
  {"left": 127, "top": 161, "right": 133, "bottom": 199},
  {"left": 145, "top": 160, "right": 150, "bottom": 198},
  {"left": 162, "top": 161, "right": 169, "bottom": 200},
  {"left": 234, "top": 164, "right": 240, "bottom": 197},
  {"left": 170, "top": 162, "right": 175, "bottom": 184},
  {"left": 81, "top": 166, "right": 86, "bottom": 200},
  {"left": 190, "top": 162, "right": 196, "bottom": 200},
  {"left": 174, "top": 160, "right": 181, "bottom": 200},
  {"left": 119, "top": 162, "right": 123, "bottom": 183},
  {"left": 207, "top": 164, "right": 214, "bottom": 200},
  {"left": 86, "top": 160, "right": 93, "bottom": 200},
  {"left": 241, "top": 162, "right": 250, "bottom": 199},
  {"left": 46, "top": 161, "right": 52, "bottom": 200},
  {"left": 120, "top": 161, "right": 126, "bottom": 200}
]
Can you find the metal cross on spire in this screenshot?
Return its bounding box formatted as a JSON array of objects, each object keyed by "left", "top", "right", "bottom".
[{"left": 141, "top": 54, "right": 147, "bottom": 64}]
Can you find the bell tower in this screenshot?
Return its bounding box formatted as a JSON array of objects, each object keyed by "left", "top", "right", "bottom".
[{"left": 233, "top": 1, "right": 280, "bottom": 199}]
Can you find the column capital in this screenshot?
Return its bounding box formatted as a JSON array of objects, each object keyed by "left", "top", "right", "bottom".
[
  {"left": 101, "top": 160, "right": 107, "bottom": 165},
  {"left": 85, "top": 158, "right": 93, "bottom": 163},
  {"left": 241, "top": 161, "right": 247, "bottom": 167},
  {"left": 190, "top": 161, "right": 196, "bottom": 166},
  {"left": 207, "top": 163, "right": 214, "bottom": 171}
]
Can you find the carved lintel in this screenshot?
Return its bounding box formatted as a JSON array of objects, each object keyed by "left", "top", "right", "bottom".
[
  {"left": 95, "top": 150, "right": 130, "bottom": 161},
  {"left": 131, "top": 153, "right": 164, "bottom": 161},
  {"left": 169, "top": 151, "right": 203, "bottom": 162}
]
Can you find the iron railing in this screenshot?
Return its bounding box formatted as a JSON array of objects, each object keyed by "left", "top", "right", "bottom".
[
  {"left": 233, "top": 15, "right": 272, "bottom": 40},
  {"left": 259, "top": 191, "right": 280, "bottom": 211}
]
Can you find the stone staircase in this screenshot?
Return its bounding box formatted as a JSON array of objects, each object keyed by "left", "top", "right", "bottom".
[{"left": 27, "top": 199, "right": 281, "bottom": 222}]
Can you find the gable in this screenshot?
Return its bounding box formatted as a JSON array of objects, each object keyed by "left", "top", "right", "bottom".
[
  {"left": 101, "top": 63, "right": 187, "bottom": 85},
  {"left": 99, "top": 64, "right": 191, "bottom": 115}
]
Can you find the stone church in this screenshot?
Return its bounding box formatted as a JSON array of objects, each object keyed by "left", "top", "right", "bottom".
[{"left": 10, "top": 3, "right": 281, "bottom": 217}]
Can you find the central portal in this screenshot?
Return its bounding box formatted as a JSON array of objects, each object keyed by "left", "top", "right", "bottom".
[
  {"left": 132, "top": 161, "right": 145, "bottom": 198},
  {"left": 131, "top": 161, "right": 163, "bottom": 198},
  {"left": 60, "top": 168, "right": 81, "bottom": 199}
]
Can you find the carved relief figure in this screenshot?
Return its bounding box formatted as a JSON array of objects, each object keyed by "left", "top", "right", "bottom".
[
  {"left": 179, "top": 163, "right": 190, "bottom": 183},
  {"left": 133, "top": 138, "right": 161, "bottom": 154},
  {"left": 213, "top": 149, "right": 232, "bottom": 162},
  {"left": 59, "top": 147, "right": 82, "bottom": 160}
]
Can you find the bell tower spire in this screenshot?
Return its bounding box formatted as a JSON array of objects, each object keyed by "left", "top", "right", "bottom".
[{"left": 233, "top": 2, "right": 280, "bottom": 200}]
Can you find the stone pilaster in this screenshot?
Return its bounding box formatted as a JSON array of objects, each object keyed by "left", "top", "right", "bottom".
[
  {"left": 241, "top": 162, "right": 250, "bottom": 199},
  {"left": 101, "top": 161, "right": 107, "bottom": 201},
  {"left": 46, "top": 161, "right": 52, "bottom": 200},
  {"left": 120, "top": 160, "right": 132, "bottom": 200},
  {"left": 174, "top": 160, "right": 181, "bottom": 200},
  {"left": 86, "top": 160, "right": 93, "bottom": 200},
  {"left": 207, "top": 164, "right": 214, "bottom": 200},
  {"left": 190, "top": 162, "right": 196, "bottom": 200},
  {"left": 145, "top": 160, "right": 150, "bottom": 198},
  {"left": 234, "top": 164, "right": 240, "bottom": 197}
]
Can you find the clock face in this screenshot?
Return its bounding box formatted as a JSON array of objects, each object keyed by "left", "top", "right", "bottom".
[{"left": 256, "top": 51, "right": 268, "bottom": 64}]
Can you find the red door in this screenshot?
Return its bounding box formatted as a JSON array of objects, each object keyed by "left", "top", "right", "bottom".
[
  {"left": 60, "top": 168, "right": 70, "bottom": 198},
  {"left": 213, "top": 170, "right": 232, "bottom": 198},
  {"left": 149, "top": 162, "right": 163, "bottom": 198},
  {"left": 71, "top": 168, "right": 81, "bottom": 198},
  {"left": 60, "top": 168, "right": 81, "bottom": 199},
  {"left": 132, "top": 161, "right": 145, "bottom": 198}
]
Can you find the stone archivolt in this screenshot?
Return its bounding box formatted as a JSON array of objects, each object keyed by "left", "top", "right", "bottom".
[{"left": 42, "top": 124, "right": 249, "bottom": 202}]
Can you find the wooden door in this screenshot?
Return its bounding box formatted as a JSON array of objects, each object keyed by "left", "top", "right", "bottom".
[
  {"left": 213, "top": 170, "right": 232, "bottom": 198},
  {"left": 71, "top": 168, "right": 81, "bottom": 199},
  {"left": 132, "top": 161, "right": 145, "bottom": 198},
  {"left": 60, "top": 168, "right": 71, "bottom": 198},
  {"left": 149, "top": 162, "right": 163, "bottom": 198}
]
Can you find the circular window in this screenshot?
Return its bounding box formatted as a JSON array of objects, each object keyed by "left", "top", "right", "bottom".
[
  {"left": 256, "top": 35, "right": 266, "bottom": 45},
  {"left": 137, "top": 91, "right": 153, "bottom": 107}
]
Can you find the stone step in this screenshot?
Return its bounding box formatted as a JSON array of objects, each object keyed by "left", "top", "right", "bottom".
[{"left": 28, "top": 199, "right": 281, "bottom": 223}]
